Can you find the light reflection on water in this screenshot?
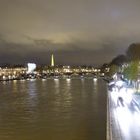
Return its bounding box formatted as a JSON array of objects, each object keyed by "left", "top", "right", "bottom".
[{"left": 0, "top": 78, "right": 107, "bottom": 140}]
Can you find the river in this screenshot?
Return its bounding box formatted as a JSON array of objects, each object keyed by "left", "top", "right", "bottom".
[{"left": 0, "top": 78, "right": 107, "bottom": 140}]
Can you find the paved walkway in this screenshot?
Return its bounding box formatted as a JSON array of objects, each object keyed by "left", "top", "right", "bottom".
[
  {"left": 108, "top": 91, "right": 122, "bottom": 140},
  {"left": 108, "top": 90, "right": 140, "bottom": 140},
  {"left": 107, "top": 91, "right": 122, "bottom": 140}
]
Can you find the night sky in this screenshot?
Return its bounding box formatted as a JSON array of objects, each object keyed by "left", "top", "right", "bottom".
[{"left": 0, "top": 0, "right": 140, "bottom": 66}]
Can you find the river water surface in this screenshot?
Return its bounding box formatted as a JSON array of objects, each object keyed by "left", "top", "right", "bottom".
[{"left": 0, "top": 78, "right": 107, "bottom": 140}]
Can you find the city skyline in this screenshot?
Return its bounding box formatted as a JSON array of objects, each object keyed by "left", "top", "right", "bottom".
[{"left": 0, "top": 0, "right": 140, "bottom": 66}]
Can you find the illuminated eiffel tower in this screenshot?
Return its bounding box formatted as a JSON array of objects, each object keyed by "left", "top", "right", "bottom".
[{"left": 51, "top": 54, "right": 55, "bottom": 67}]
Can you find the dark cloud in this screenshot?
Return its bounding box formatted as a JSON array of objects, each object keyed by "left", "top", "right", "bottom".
[
  {"left": 0, "top": 0, "right": 140, "bottom": 65},
  {"left": 0, "top": 35, "right": 126, "bottom": 66}
]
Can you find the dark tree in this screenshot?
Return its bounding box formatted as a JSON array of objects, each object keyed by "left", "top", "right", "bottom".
[
  {"left": 123, "top": 61, "right": 139, "bottom": 81},
  {"left": 126, "top": 43, "right": 140, "bottom": 61},
  {"left": 100, "top": 63, "right": 109, "bottom": 73},
  {"left": 110, "top": 54, "right": 127, "bottom": 66}
]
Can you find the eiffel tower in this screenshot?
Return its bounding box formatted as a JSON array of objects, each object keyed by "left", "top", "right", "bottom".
[{"left": 51, "top": 54, "right": 54, "bottom": 67}]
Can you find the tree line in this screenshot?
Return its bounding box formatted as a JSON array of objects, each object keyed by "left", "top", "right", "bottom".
[{"left": 102, "top": 43, "right": 140, "bottom": 89}]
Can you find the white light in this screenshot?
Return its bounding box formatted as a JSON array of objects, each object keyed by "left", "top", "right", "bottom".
[
  {"left": 119, "top": 87, "right": 133, "bottom": 104},
  {"left": 54, "top": 78, "right": 59, "bottom": 81},
  {"left": 27, "top": 63, "right": 36, "bottom": 74},
  {"left": 66, "top": 78, "right": 71, "bottom": 82},
  {"left": 8, "top": 75, "right": 11, "bottom": 79},
  {"left": 108, "top": 81, "right": 115, "bottom": 86},
  {"left": 101, "top": 73, "right": 105, "bottom": 76},
  {"left": 3, "top": 75, "right": 6, "bottom": 80},
  {"left": 93, "top": 78, "right": 97, "bottom": 82},
  {"left": 67, "top": 78, "right": 71, "bottom": 81},
  {"left": 115, "top": 80, "right": 124, "bottom": 87},
  {"left": 94, "top": 69, "right": 97, "bottom": 72},
  {"left": 113, "top": 73, "right": 117, "bottom": 79}
]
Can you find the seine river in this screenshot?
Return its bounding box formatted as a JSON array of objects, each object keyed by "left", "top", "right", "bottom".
[{"left": 0, "top": 78, "right": 107, "bottom": 140}]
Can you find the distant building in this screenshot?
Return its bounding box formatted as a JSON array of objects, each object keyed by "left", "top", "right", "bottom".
[{"left": 0, "top": 66, "right": 27, "bottom": 80}]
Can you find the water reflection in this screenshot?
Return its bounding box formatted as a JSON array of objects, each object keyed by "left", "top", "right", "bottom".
[
  {"left": 54, "top": 78, "right": 59, "bottom": 89},
  {"left": 27, "top": 81, "right": 37, "bottom": 97},
  {"left": 0, "top": 79, "right": 107, "bottom": 140},
  {"left": 93, "top": 78, "right": 98, "bottom": 93},
  {"left": 12, "top": 80, "right": 18, "bottom": 93},
  {"left": 64, "top": 78, "right": 72, "bottom": 107}
]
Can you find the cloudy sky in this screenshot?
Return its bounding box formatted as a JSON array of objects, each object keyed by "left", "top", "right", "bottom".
[{"left": 0, "top": 0, "right": 140, "bottom": 66}]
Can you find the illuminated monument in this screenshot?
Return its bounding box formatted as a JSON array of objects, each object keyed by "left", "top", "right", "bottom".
[
  {"left": 27, "top": 63, "right": 36, "bottom": 74},
  {"left": 51, "top": 54, "right": 55, "bottom": 67}
]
